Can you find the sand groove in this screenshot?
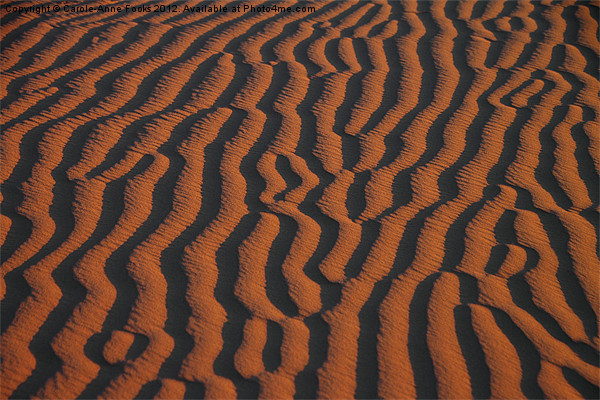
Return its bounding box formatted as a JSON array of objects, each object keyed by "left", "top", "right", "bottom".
[{"left": 1, "top": 1, "right": 598, "bottom": 399}]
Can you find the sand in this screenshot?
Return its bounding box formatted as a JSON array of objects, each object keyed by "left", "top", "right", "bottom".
[{"left": 1, "top": 0, "right": 599, "bottom": 399}]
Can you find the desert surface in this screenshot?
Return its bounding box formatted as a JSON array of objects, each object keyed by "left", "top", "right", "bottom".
[{"left": 1, "top": 0, "right": 599, "bottom": 399}]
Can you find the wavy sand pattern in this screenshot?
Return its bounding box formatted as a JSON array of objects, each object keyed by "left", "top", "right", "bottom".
[{"left": 1, "top": 0, "right": 599, "bottom": 398}]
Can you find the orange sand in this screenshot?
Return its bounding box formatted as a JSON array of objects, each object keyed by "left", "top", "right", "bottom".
[{"left": 1, "top": 0, "right": 599, "bottom": 399}]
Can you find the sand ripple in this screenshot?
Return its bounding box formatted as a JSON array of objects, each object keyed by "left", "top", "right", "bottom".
[{"left": 1, "top": 1, "right": 598, "bottom": 398}]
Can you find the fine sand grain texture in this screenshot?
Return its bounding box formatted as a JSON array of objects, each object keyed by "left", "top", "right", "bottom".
[{"left": 1, "top": 0, "right": 599, "bottom": 399}]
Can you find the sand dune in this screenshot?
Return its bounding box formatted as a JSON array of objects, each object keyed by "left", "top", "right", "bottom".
[{"left": 1, "top": 0, "right": 599, "bottom": 398}]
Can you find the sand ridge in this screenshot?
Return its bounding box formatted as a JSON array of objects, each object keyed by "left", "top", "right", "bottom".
[{"left": 1, "top": 0, "right": 599, "bottom": 399}]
